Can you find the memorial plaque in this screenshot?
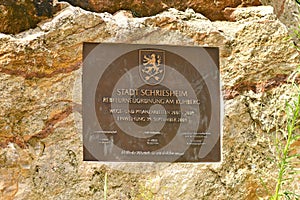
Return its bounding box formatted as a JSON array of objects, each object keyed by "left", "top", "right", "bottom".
[{"left": 83, "top": 43, "right": 221, "bottom": 162}]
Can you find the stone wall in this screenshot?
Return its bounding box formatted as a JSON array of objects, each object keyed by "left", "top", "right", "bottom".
[
  {"left": 59, "top": 0, "right": 261, "bottom": 20},
  {"left": 0, "top": 0, "right": 262, "bottom": 34},
  {"left": 261, "top": 0, "right": 300, "bottom": 41},
  {"left": 0, "top": 0, "right": 55, "bottom": 34},
  {"left": 0, "top": 1, "right": 299, "bottom": 200}
]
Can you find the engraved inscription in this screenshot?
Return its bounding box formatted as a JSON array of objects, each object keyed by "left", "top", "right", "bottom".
[{"left": 83, "top": 43, "right": 221, "bottom": 163}]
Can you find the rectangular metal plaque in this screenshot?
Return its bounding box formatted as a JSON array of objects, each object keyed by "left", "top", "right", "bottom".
[{"left": 83, "top": 43, "right": 221, "bottom": 162}]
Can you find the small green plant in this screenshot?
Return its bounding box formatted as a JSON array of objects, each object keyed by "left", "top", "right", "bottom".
[
  {"left": 270, "top": 68, "right": 300, "bottom": 200},
  {"left": 270, "top": 4, "right": 300, "bottom": 197}
]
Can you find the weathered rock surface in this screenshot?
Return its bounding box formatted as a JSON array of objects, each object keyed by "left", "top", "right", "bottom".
[
  {"left": 0, "top": 0, "right": 56, "bottom": 34},
  {"left": 59, "top": 0, "right": 261, "bottom": 20},
  {"left": 0, "top": 0, "right": 262, "bottom": 34},
  {"left": 0, "top": 3, "right": 299, "bottom": 200},
  {"left": 260, "top": 0, "right": 300, "bottom": 38}
]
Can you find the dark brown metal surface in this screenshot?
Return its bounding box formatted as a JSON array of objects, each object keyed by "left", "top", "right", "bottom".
[{"left": 83, "top": 43, "right": 221, "bottom": 163}]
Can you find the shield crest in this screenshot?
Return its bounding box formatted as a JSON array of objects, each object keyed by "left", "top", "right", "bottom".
[{"left": 139, "top": 50, "right": 165, "bottom": 85}]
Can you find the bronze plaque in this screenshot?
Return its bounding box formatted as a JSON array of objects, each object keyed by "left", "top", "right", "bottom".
[{"left": 83, "top": 43, "right": 221, "bottom": 162}]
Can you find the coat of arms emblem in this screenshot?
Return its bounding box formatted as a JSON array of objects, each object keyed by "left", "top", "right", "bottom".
[{"left": 139, "top": 50, "right": 165, "bottom": 85}]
